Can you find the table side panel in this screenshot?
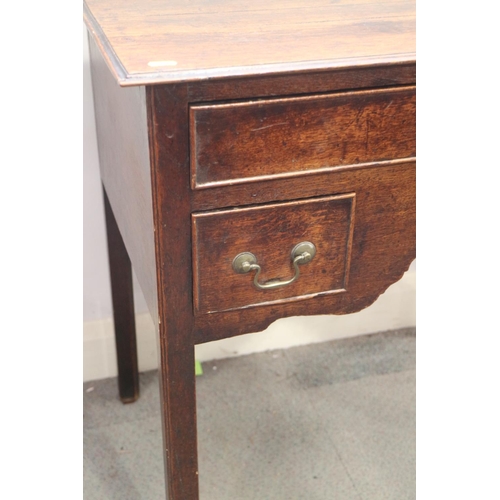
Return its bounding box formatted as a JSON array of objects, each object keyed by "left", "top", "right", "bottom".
[{"left": 89, "top": 36, "right": 158, "bottom": 323}]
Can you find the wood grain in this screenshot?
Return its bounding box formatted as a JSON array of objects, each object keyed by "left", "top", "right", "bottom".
[
  {"left": 192, "top": 194, "right": 355, "bottom": 314},
  {"left": 84, "top": 0, "right": 415, "bottom": 86},
  {"left": 191, "top": 86, "right": 415, "bottom": 188},
  {"left": 89, "top": 36, "right": 158, "bottom": 325},
  {"left": 194, "top": 160, "right": 415, "bottom": 343},
  {"left": 147, "top": 84, "right": 200, "bottom": 499},
  {"left": 187, "top": 63, "right": 416, "bottom": 103},
  {"left": 192, "top": 159, "right": 413, "bottom": 212}
]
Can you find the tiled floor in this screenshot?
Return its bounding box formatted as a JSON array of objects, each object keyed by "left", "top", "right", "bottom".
[{"left": 84, "top": 328, "right": 415, "bottom": 499}]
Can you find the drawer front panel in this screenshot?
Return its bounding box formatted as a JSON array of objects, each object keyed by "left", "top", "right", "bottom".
[
  {"left": 192, "top": 194, "right": 355, "bottom": 315},
  {"left": 190, "top": 86, "right": 415, "bottom": 188}
]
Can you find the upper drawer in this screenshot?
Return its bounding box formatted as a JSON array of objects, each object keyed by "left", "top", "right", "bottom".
[{"left": 190, "top": 86, "right": 415, "bottom": 189}]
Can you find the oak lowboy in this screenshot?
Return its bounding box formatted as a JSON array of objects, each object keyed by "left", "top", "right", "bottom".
[{"left": 85, "top": 0, "right": 416, "bottom": 497}]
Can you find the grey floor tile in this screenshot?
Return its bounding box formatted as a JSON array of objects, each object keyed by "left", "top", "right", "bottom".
[
  {"left": 84, "top": 328, "right": 415, "bottom": 499},
  {"left": 302, "top": 371, "right": 416, "bottom": 500},
  {"left": 196, "top": 354, "right": 361, "bottom": 500}
]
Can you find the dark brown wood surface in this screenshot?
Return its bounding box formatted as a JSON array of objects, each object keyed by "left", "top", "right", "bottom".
[
  {"left": 103, "top": 187, "right": 139, "bottom": 403},
  {"left": 194, "top": 160, "right": 415, "bottom": 343},
  {"left": 187, "top": 63, "right": 416, "bottom": 103},
  {"left": 193, "top": 194, "right": 355, "bottom": 314},
  {"left": 84, "top": 0, "right": 415, "bottom": 86},
  {"left": 191, "top": 159, "right": 413, "bottom": 212},
  {"left": 89, "top": 36, "right": 158, "bottom": 324},
  {"left": 191, "top": 87, "right": 415, "bottom": 188},
  {"left": 147, "top": 84, "right": 200, "bottom": 499}
]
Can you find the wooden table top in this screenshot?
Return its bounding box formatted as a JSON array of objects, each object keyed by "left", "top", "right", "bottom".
[{"left": 84, "top": 0, "right": 415, "bottom": 87}]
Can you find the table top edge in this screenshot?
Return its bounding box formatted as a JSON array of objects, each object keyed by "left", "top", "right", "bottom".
[{"left": 84, "top": 2, "right": 415, "bottom": 88}]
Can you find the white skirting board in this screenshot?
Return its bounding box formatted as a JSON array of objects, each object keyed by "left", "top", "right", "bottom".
[{"left": 83, "top": 269, "right": 415, "bottom": 382}]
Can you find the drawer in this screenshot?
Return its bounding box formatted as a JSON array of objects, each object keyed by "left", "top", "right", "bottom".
[
  {"left": 190, "top": 86, "right": 415, "bottom": 189},
  {"left": 192, "top": 193, "right": 355, "bottom": 315}
]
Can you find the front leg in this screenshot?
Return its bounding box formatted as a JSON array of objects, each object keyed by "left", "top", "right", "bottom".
[
  {"left": 157, "top": 332, "right": 199, "bottom": 499},
  {"left": 148, "top": 82, "right": 200, "bottom": 499}
]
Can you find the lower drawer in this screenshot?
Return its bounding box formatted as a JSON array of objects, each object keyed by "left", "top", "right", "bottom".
[{"left": 192, "top": 193, "right": 355, "bottom": 314}]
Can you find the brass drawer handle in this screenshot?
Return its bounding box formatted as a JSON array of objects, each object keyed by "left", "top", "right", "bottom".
[{"left": 232, "top": 242, "right": 316, "bottom": 291}]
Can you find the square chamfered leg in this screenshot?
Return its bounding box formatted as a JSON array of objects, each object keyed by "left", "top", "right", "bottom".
[
  {"left": 148, "top": 83, "right": 201, "bottom": 499},
  {"left": 103, "top": 186, "right": 140, "bottom": 403}
]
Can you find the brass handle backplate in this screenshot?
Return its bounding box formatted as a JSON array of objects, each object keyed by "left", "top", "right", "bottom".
[{"left": 232, "top": 241, "right": 316, "bottom": 290}]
